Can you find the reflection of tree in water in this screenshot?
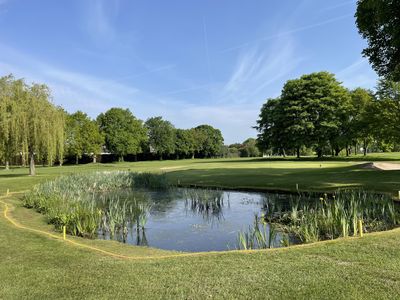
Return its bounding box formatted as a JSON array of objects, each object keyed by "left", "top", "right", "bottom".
[
  {"left": 135, "top": 227, "right": 148, "bottom": 246},
  {"left": 182, "top": 188, "right": 227, "bottom": 222},
  {"left": 97, "top": 190, "right": 152, "bottom": 243}
]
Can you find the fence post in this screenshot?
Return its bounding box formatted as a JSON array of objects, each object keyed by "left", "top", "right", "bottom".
[{"left": 358, "top": 220, "right": 363, "bottom": 237}]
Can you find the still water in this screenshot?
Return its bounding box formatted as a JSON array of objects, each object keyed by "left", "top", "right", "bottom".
[{"left": 100, "top": 188, "right": 296, "bottom": 252}]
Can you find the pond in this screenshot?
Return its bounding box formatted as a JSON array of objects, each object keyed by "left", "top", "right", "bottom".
[{"left": 98, "top": 188, "right": 297, "bottom": 252}]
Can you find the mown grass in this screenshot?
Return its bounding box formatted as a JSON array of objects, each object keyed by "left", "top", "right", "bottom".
[
  {"left": 1, "top": 155, "right": 400, "bottom": 194},
  {"left": 1, "top": 155, "right": 400, "bottom": 299}
]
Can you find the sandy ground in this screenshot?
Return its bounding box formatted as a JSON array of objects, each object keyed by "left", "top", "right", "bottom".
[{"left": 361, "top": 162, "right": 400, "bottom": 170}]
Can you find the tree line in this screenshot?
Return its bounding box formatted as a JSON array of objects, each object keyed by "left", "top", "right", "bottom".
[
  {"left": 255, "top": 72, "right": 400, "bottom": 157},
  {"left": 0, "top": 74, "right": 224, "bottom": 175}
]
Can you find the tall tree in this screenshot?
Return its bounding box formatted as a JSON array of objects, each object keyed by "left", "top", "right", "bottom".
[
  {"left": 24, "top": 83, "right": 65, "bottom": 175},
  {"left": 175, "top": 129, "right": 196, "bottom": 159},
  {"left": 193, "top": 125, "right": 224, "bottom": 158},
  {"left": 255, "top": 98, "right": 287, "bottom": 156},
  {"left": 239, "top": 138, "right": 260, "bottom": 157},
  {"left": 373, "top": 79, "right": 400, "bottom": 147},
  {"left": 356, "top": 0, "right": 400, "bottom": 81},
  {"left": 97, "top": 108, "right": 147, "bottom": 161},
  {"left": 256, "top": 72, "right": 352, "bottom": 158},
  {"left": 349, "top": 88, "right": 375, "bottom": 156},
  {"left": 145, "top": 117, "right": 176, "bottom": 160},
  {"left": 66, "top": 111, "right": 104, "bottom": 164}
]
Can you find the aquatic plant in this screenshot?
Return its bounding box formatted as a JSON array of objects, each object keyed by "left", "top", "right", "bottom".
[
  {"left": 183, "top": 188, "right": 225, "bottom": 220},
  {"left": 23, "top": 172, "right": 160, "bottom": 238},
  {"left": 265, "top": 190, "right": 399, "bottom": 243},
  {"left": 237, "top": 214, "right": 282, "bottom": 249}
]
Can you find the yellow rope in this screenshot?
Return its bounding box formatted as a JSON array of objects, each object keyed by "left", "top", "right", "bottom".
[{"left": 0, "top": 192, "right": 385, "bottom": 261}]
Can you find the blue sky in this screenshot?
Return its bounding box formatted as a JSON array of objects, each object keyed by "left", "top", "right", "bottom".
[{"left": 0, "top": 0, "right": 377, "bottom": 144}]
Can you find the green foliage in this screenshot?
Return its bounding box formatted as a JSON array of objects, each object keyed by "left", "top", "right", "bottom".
[
  {"left": 22, "top": 171, "right": 167, "bottom": 238},
  {"left": 193, "top": 124, "right": 224, "bottom": 158},
  {"left": 239, "top": 138, "right": 260, "bottom": 157},
  {"left": 66, "top": 111, "right": 104, "bottom": 163},
  {"left": 356, "top": 0, "right": 400, "bottom": 81},
  {"left": 175, "top": 129, "right": 196, "bottom": 159},
  {"left": 264, "top": 190, "right": 399, "bottom": 243},
  {"left": 0, "top": 74, "right": 65, "bottom": 174},
  {"left": 97, "top": 108, "right": 147, "bottom": 161},
  {"left": 145, "top": 116, "right": 176, "bottom": 159},
  {"left": 256, "top": 72, "right": 356, "bottom": 157}
]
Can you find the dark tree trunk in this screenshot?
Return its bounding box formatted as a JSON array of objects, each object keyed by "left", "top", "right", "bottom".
[
  {"left": 76, "top": 155, "right": 79, "bottom": 165},
  {"left": 345, "top": 145, "right": 349, "bottom": 156},
  {"left": 363, "top": 139, "right": 367, "bottom": 156},
  {"left": 134, "top": 155, "right": 137, "bottom": 162},
  {"left": 335, "top": 147, "right": 340, "bottom": 156},
  {"left": 296, "top": 147, "right": 300, "bottom": 158},
  {"left": 316, "top": 148, "right": 322, "bottom": 158},
  {"left": 29, "top": 152, "right": 35, "bottom": 176}
]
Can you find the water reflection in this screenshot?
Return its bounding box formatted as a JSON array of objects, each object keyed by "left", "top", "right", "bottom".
[{"left": 97, "top": 188, "right": 301, "bottom": 252}]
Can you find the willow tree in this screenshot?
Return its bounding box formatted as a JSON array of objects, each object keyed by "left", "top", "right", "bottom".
[
  {"left": 0, "top": 75, "right": 64, "bottom": 175},
  {"left": 23, "top": 83, "right": 65, "bottom": 175},
  {"left": 0, "top": 75, "right": 25, "bottom": 169}
]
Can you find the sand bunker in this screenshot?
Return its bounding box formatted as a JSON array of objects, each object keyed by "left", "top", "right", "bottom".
[{"left": 360, "top": 162, "right": 400, "bottom": 170}]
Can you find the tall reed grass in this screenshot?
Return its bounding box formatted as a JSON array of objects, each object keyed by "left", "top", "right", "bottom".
[
  {"left": 263, "top": 190, "right": 399, "bottom": 243},
  {"left": 23, "top": 172, "right": 166, "bottom": 239}
]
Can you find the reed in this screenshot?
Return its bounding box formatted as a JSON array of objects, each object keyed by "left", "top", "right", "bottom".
[
  {"left": 22, "top": 172, "right": 161, "bottom": 239},
  {"left": 183, "top": 188, "right": 225, "bottom": 220},
  {"left": 265, "top": 190, "right": 399, "bottom": 243}
]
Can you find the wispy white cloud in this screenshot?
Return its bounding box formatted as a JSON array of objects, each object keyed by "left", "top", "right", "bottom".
[
  {"left": 220, "top": 37, "right": 302, "bottom": 104},
  {"left": 80, "top": 0, "right": 122, "bottom": 44},
  {"left": 319, "top": 0, "right": 356, "bottom": 13},
  {"left": 220, "top": 13, "right": 353, "bottom": 53},
  {"left": 336, "top": 58, "right": 378, "bottom": 89}
]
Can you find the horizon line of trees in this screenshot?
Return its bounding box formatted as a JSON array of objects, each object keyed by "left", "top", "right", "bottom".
[
  {"left": 0, "top": 74, "right": 225, "bottom": 175},
  {"left": 255, "top": 72, "right": 400, "bottom": 158}
]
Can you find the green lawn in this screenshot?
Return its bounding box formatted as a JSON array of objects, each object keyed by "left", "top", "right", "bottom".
[{"left": 1, "top": 156, "right": 400, "bottom": 299}]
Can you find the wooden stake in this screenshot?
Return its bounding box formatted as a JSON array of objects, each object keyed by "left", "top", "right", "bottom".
[
  {"left": 358, "top": 220, "right": 363, "bottom": 237},
  {"left": 63, "top": 226, "right": 66, "bottom": 240}
]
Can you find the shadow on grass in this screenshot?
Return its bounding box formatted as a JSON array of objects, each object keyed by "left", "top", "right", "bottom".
[
  {"left": 167, "top": 164, "right": 400, "bottom": 193},
  {"left": 197, "top": 155, "right": 400, "bottom": 164}
]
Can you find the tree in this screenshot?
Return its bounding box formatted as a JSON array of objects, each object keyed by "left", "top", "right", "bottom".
[
  {"left": 239, "top": 138, "right": 260, "bottom": 157},
  {"left": 256, "top": 72, "right": 352, "bottom": 158},
  {"left": 348, "top": 88, "right": 375, "bottom": 156},
  {"left": 175, "top": 129, "right": 196, "bottom": 159},
  {"left": 97, "top": 108, "right": 146, "bottom": 161},
  {"left": 66, "top": 111, "right": 104, "bottom": 164},
  {"left": 193, "top": 125, "right": 224, "bottom": 158},
  {"left": 0, "top": 75, "right": 15, "bottom": 169},
  {"left": 255, "top": 98, "right": 287, "bottom": 156},
  {"left": 373, "top": 79, "right": 400, "bottom": 147},
  {"left": 145, "top": 117, "right": 176, "bottom": 159},
  {"left": 0, "top": 76, "right": 65, "bottom": 175},
  {"left": 356, "top": 0, "right": 400, "bottom": 81},
  {"left": 24, "top": 83, "right": 65, "bottom": 175}
]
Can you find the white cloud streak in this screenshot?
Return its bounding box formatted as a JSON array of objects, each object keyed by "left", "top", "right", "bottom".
[
  {"left": 220, "top": 13, "right": 354, "bottom": 53},
  {"left": 336, "top": 58, "right": 378, "bottom": 89}
]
